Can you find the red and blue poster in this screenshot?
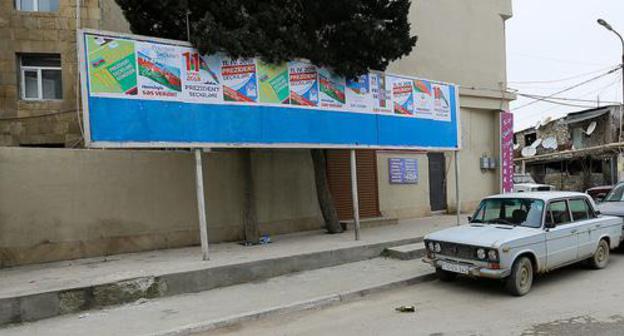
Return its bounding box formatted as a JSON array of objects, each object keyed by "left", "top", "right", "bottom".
[
  {"left": 413, "top": 79, "right": 434, "bottom": 119},
  {"left": 319, "top": 68, "right": 346, "bottom": 109},
  {"left": 180, "top": 49, "right": 222, "bottom": 103},
  {"left": 289, "top": 61, "right": 319, "bottom": 106},
  {"left": 370, "top": 73, "right": 392, "bottom": 114},
  {"left": 222, "top": 57, "right": 258, "bottom": 102},
  {"left": 432, "top": 83, "right": 451, "bottom": 121},
  {"left": 391, "top": 77, "right": 414, "bottom": 116}
]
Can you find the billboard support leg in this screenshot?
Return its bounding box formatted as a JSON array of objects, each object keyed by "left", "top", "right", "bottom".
[
  {"left": 454, "top": 151, "right": 461, "bottom": 226},
  {"left": 194, "top": 149, "right": 210, "bottom": 260},
  {"left": 350, "top": 149, "right": 361, "bottom": 241}
]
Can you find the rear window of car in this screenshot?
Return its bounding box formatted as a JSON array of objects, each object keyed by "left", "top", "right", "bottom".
[
  {"left": 546, "top": 200, "right": 571, "bottom": 226},
  {"left": 569, "top": 198, "right": 592, "bottom": 221}
]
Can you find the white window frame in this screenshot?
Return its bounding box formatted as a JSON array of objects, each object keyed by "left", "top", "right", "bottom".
[
  {"left": 15, "top": 0, "right": 59, "bottom": 12},
  {"left": 20, "top": 57, "right": 63, "bottom": 101}
]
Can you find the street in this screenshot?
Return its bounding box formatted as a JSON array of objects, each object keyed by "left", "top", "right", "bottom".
[{"left": 208, "top": 252, "right": 624, "bottom": 336}]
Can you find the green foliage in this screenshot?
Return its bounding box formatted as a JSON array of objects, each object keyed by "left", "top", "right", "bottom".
[{"left": 115, "top": 0, "right": 417, "bottom": 78}]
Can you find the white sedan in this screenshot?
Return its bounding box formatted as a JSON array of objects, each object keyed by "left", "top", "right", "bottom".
[{"left": 423, "top": 192, "right": 623, "bottom": 296}]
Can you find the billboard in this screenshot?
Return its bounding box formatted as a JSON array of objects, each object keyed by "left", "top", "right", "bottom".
[{"left": 79, "top": 29, "right": 461, "bottom": 150}]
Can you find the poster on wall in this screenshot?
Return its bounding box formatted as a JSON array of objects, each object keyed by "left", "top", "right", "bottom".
[
  {"left": 432, "top": 84, "right": 452, "bottom": 121},
  {"left": 136, "top": 42, "right": 182, "bottom": 99},
  {"left": 86, "top": 36, "right": 138, "bottom": 96},
  {"left": 388, "top": 158, "right": 419, "bottom": 184},
  {"left": 500, "top": 112, "right": 514, "bottom": 193},
  {"left": 180, "top": 49, "right": 222, "bottom": 102},
  {"left": 318, "top": 68, "right": 346, "bottom": 109},
  {"left": 288, "top": 61, "right": 319, "bottom": 106},
  {"left": 257, "top": 61, "right": 290, "bottom": 104},
  {"left": 413, "top": 79, "right": 434, "bottom": 119},
  {"left": 370, "top": 73, "right": 392, "bottom": 114},
  {"left": 345, "top": 74, "right": 372, "bottom": 112},
  {"left": 222, "top": 57, "right": 258, "bottom": 102},
  {"left": 391, "top": 77, "right": 414, "bottom": 116}
]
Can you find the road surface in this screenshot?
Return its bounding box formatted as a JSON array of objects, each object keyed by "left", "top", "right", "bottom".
[{"left": 207, "top": 253, "right": 624, "bottom": 336}]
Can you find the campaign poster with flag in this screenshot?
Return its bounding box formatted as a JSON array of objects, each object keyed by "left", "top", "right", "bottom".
[
  {"left": 136, "top": 42, "right": 182, "bottom": 100},
  {"left": 288, "top": 61, "right": 319, "bottom": 106},
  {"left": 345, "top": 74, "right": 372, "bottom": 112},
  {"left": 86, "top": 36, "right": 138, "bottom": 96},
  {"left": 413, "top": 79, "right": 434, "bottom": 119},
  {"left": 222, "top": 57, "right": 258, "bottom": 103},
  {"left": 391, "top": 76, "right": 414, "bottom": 116},
  {"left": 180, "top": 49, "right": 222, "bottom": 103},
  {"left": 370, "top": 73, "right": 392, "bottom": 114},
  {"left": 432, "top": 83, "right": 452, "bottom": 121},
  {"left": 257, "top": 61, "right": 290, "bottom": 104},
  {"left": 318, "top": 67, "right": 346, "bottom": 109}
]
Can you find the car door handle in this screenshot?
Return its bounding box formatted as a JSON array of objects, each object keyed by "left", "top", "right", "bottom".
[{"left": 571, "top": 229, "right": 578, "bottom": 234}]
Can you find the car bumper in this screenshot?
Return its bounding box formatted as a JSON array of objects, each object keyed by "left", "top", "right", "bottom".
[{"left": 422, "top": 256, "right": 510, "bottom": 279}]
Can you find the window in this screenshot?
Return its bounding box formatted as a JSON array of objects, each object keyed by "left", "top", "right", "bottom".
[
  {"left": 524, "top": 132, "right": 537, "bottom": 146},
  {"left": 569, "top": 198, "right": 592, "bottom": 221},
  {"left": 546, "top": 200, "right": 571, "bottom": 226},
  {"left": 471, "top": 198, "right": 544, "bottom": 228},
  {"left": 19, "top": 54, "right": 62, "bottom": 100},
  {"left": 15, "top": 0, "right": 59, "bottom": 12},
  {"left": 604, "top": 183, "right": 624, "bottom": 203}
]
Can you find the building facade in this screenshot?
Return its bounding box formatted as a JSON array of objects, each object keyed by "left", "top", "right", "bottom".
[
  {"left": 0, "top": 0, "right": 515, "bottom": 267},
  {"left": 514, "top": 105, "right": 622, "bottom": 191}
]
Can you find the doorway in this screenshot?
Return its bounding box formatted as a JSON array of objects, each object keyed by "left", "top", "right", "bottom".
[{"left": 428, "top": 153, "right": 447, "bottom": 211}]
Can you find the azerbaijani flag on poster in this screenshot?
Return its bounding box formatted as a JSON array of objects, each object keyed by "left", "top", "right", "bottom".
[
  {"left": 289, "top": 61, "right": 319, "bottom": 106},
  {"left": 391, "top": 77, "right": 414, "bottom": 116},
  {"left": 86, "top": 36, "right": 138, "bottom": 96},
  {"left": 318, "top": 68, "right": 346, "bottom": 108},
  {"left": 257, "top": 61, "right": 290, "bottom": 104},
  {"left": 222, "top": 57, "right": 258, "bottom": 102},
  {"left": 346, "top": 74, "right": 372, "bottom": 112},
  {"left": 432, "top": 83, "right": 451, "bottom": 121},
  {"left": 413, "top": 79, "right": 433, "bottom": 118}
]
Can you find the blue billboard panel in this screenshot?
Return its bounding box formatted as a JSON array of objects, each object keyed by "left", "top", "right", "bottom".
[{"left": 79, "top": 30, "right": 461, "bottom": 150}]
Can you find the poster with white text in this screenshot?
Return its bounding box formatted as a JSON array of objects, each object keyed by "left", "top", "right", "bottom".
[
  {"left": 318, "top": 68, "right": 346, "bottom": 109},
  {"left": 370, "top": 73, "right": 392, "bottom": 114},
  {"left": 432, "top": 83, "right": 451, "bottom": 121},
  {"left": 413, "top": 79, "right": 434, "bottom": 119},
  {"left": 288, "top": 61, "right": 319, "bottom": 106},
  {"left": 136, "top": 42, "right": 182, "bottom": 100},
  {"left": 180, "top": 49, "right": 222, "bottom": 103},
  {"left": 222, "top": 57, "right": 258, "bottom": 103},
  {"left": 346, "top": 74, "right": 372, "bottom": 112},
  {"left": 390, "top": 76, "right": 414, "bottom": 116}
]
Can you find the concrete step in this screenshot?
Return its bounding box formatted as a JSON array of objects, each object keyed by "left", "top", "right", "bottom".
[
  {"left": 383, "top": 242, "right": 426, "bottom": 260},
  {"left": 0, "top": 235, "right": 424, "bottom": 327},
  {"left": 341, "top": 217, "right": 399, "bottom": 231},
  {"left": 0, "top": 258, "right": 436, "bottom": 336}
]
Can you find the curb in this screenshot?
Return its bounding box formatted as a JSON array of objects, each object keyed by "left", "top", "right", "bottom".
[{"left": 153, "top": 271, "right": 437, "bottom": 336}]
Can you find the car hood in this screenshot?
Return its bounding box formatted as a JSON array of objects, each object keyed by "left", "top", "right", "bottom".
[
  {"left": 597, "top": 202, "right": 624, "bottom": 217},
  {"left": 424, "top": 224, "right": 541, "bottom": 248}
]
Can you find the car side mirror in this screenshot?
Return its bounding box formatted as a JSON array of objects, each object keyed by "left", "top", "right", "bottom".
[
  {"left": 595, "top": 210, "right": 601, "bottom": 216},
  {"left": 544, "top": 222, "right": 556, "bottom": 230},
  {"left": 467, "top": 216, "right": 473, "bottom": 222}
]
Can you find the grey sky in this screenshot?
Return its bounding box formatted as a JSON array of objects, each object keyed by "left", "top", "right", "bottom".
[{"left": 507, "top": 0, "right": 624, "bottom": 131}]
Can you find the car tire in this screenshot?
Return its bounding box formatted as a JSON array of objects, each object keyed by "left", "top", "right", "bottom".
[
  {"left": 505, "top": 256, "right": 533, "bottom": 296},
  {"left": 435, "top": 268, "right": 457, "bottom": 282},
  {"left": 589, "top": 239, "right": 610, "bottom": 269}
]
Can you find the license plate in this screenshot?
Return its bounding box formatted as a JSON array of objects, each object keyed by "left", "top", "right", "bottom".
[{"left": 439, "top": 261, "right": 470, "bottom": 274}]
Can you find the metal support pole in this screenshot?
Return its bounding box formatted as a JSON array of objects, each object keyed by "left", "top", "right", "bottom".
[
  {"left": 194, "top": 149, "right": 210, "bottom": 260},
  {"left": 350, "top": 150, "right": 361, "bottom": 240},
  {"left": 454, "top": 151, "right": 461, "bottom": 226}
]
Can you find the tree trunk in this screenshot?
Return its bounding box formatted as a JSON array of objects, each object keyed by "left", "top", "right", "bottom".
[
  {"left": 242, "top": 149, "right": 260, "bottom": 244},
  {"left": 311, "top": 149, "right": 344, "bottom": 234}
]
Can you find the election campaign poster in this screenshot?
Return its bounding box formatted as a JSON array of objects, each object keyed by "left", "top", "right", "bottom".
[
  {"left": 432, "top": 83, "right": 452, "bottom": 121},
  {"left": 288, "top": 61, "right": 319, "bottom": 106},
  {"left": 222, "top": 57, "right": 258, "bottom": 103},
  {"left": 86, "top": 36, "right": 138, "bottom": 96},
  {"left": 136, "top": 42, "right": 182, "bottom": 99},
  {"left": 370, "top": 73, "right": 392, "bottom": 114},
  {"left": 413, "top": 79, "right": 434, "bottom": 119},
  {"left": 391, "top": 76, "right": 414, "bottom": 116},
  {"left": 257, "top": 61, "right": 290, "bottom": 104},
  {"left": 318, "top": 67, "right": 346, "bottom": 109},
  {"left": 345, "top": 74, "right": 372, "bottom": 112},
  {"left": 180, "top": 49, "right": 222, "bottom": 103}
]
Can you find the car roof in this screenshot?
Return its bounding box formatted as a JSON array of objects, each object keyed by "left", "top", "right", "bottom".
[{"left": 486, "top": 191, "right": 588, "bottom": 201}]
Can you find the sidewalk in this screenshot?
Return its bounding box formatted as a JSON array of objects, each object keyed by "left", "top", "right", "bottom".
[{"left": 0, "top": 215, "right": 463, "bottom": 326}]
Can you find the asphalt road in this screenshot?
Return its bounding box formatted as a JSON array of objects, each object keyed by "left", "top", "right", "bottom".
[{"left": 207, "top": 252, "right": 624, "bottom": 336}]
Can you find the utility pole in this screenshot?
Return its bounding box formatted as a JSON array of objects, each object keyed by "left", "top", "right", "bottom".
[{"left": 597, "top": 18, "right": 624, "bottom": 142}]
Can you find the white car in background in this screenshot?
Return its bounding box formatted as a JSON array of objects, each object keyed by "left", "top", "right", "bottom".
[
  {"left": 513, "top": 173, "right": 554, "bottom": 192},
  {"left": 423, "top": 192, "right": 622, "bottom": 296}
]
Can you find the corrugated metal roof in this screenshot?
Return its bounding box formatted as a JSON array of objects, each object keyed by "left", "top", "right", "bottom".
[{"left": 565, "top": 106, "right": 612, "bottom": 124}]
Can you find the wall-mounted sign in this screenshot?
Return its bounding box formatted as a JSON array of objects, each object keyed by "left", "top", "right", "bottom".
[
  {"left": 388, "top": 158, "right": 419, "bottom": 184},
  {"left": 500, "top": 112, "right": 514, "bottom": 193},
  {"left": 79, "top": 29, "right": 461, "bottom": 150}
]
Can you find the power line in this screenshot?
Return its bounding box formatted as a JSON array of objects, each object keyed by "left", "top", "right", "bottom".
[
  {"left": 508, "top": 64, "right": 620, "bottom": 84},
  {"left": 511, "top": 67, "right": 621, "bottom": 112}
]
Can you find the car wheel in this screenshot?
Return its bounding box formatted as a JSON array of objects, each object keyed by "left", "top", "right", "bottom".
[
  {"left": 589, "top": 239, "right": 610, "bottom": 269},
  {"left": 435, "top": 268, "right": 457, "bottom": 282},
  {"left": 505, "top": 256, "right": 533, "bottom": 296}
]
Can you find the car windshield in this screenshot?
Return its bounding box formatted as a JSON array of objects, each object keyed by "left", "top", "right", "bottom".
[
  {"left": 603, "top": 184, "right": 624, "bottom": 202},
  {"left": 513, "top": 174, "right": 535, "bottom": 184},
  {"left": 471, "top": 198, "right": 544, "bottom": 228}
]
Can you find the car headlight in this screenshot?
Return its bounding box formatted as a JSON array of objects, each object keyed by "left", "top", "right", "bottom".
[
  {"left": 488, "top": 249, "right": 498, "bottom": 261},
  {"left": 434, "top": 243, "right": 442, "bottom": 253},
  {"left": 476, "top": 248, "right": 486, "bottom": 259},
  {"left": 427, "top": 241, "right": 435, "bottom": 251}
]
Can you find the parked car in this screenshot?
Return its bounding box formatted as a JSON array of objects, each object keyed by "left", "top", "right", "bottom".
[
  {"left": 586, "top": 185, "right": 613, "bottom": 203},
  {"left": 513, "top": 173, "right": 555, "bottom": 192},
  {"left": 423, "top": 192, "right": 622, "bottom": 296},
  {"left": 597, "top": 182, "right": 624, "bottom": 217}
]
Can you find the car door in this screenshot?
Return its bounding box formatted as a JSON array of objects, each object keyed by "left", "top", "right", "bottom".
[
  {"left": 569, "top": 197, "right": 596, "bottom": 258},
  {"left": 545, "top": 199, "right": 580, "bottom": 269}
]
